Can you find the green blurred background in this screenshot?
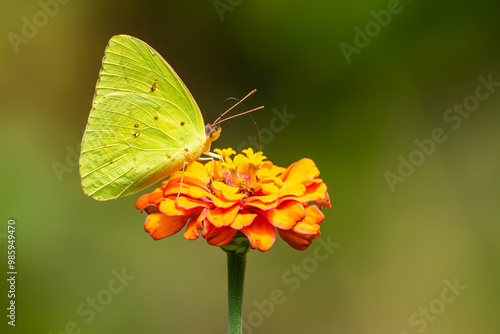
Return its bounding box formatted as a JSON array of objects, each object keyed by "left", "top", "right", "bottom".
[{"left": 1, "top": 0, "right": 499, "bottom": 333}]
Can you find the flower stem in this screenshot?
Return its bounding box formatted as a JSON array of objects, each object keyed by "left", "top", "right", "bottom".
[{"left": 227, "top": 251, "right": 246, "bottom": 334}]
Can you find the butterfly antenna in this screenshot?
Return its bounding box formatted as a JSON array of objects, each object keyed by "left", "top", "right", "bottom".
[
  {"left": 213, "top": 106, "right": 264, "bottom": 126},
  {"left": 227, "top": 98, "right": 263, "bottom": 151},
  {"left": 249, "top": 115, "right": 263, "bottom": 152},
  {"left": 213, "top": 89, "right": 259, "bottom": 125},
  {"left": 216, "top": 96, "right": 264, "bottom": 151}
]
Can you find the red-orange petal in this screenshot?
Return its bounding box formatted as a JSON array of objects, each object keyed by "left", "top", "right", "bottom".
[
  {"left": 257, "top": 176, "right": 284, "bottom": 188},
  {"left": 292, "top": 205, "right": 324, "bottom": 235},
  {"left": 136, "top": 193, "right": 151, "bottom": 211},
  {"left": 255, "top": 182, "right": 280, "bottom": 195},
  {"left": 246, "top": 191, "right": 279, "bottom": 204},
  {"left": 212, "top": 181, "right": 246, "bottom": 202},
  {"left": 277, "top": 228, "right": 320, "bottom": 250},
  {"left": 243, "top": 200, "right": 277, "bottom": 211},
  {"left": 240, "top": 215, "right": 276, "bottom": 252},
  {"left": 261, "top": 201, "right": 305, "bottom": 230},
  {"left": 231, "top": 212, "right": 257, "bottom": 230},
  {"left": 314, "top": 188, "right": 331, "bottom": 209},
  {"left": 279, "top": 181, "right": 327, "bottom": 205},
  {"left": 163, "top": 182, "right": 190, "bottom": 198},
  {"left": 159, "top": 198, "right": 187, "bottom": 216},
  {"left": 211, "top": 193, "right": 240, "bottom": 209},
  {"left": 144, "top": 212, "right": 187, "bottom": 240},
  {"left": 183, "top": 209, "right": 206, "bottom": 240},
  {"left": 168, "top": 171, "right": 210, "bottom": 191},
  {"left": 186, "top": 161, "right": 211, "bottom": 183},
  {"left": 281, "top": 158, "right": 320, "bottom": 186},
  {"left": 279, "top": 183, "right": 306, "bottom": 198},
  {"left": 176, "top": 196, "right": 212, "bottom": 211},
  {"left": 257, "top": 162, "right": 286, "bottom": 178},
  {"left": 149, "top": 188, "right": 165, "bottom": 205},
  {"left": 203, "top": 223, "right": 237, "bottom": 247},
  {"left": 188, "top": 185, "right": 214, "bottom": 201},
  {"left": 207, "top": 203, "right": 240, "bottom": 227}
]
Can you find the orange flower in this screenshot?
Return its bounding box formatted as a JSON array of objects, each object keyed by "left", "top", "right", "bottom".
[{"left": 136, "top": 148, "right": 331, "bottom": 251}]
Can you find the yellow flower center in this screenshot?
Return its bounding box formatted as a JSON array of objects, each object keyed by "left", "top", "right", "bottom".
[{"left": 212, "top": 147, "right": 267, "bottom": 196}]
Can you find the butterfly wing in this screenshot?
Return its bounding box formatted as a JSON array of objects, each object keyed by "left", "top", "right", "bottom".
[{"left": 80, "top": 35, "right": 207, "bottom": 200}]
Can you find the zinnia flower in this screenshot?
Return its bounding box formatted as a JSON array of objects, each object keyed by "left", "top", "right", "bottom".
[{"left": 136, "top": 148, "right": 331, "bottom": 251}]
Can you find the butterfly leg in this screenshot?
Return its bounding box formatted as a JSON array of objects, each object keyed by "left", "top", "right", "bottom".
[
  {"left": 198, "top": 151, "right": 222, "bottom": 161},
  {"left": 175, "top": 161, "right": 187, "bottom": 201},
  {"left": 198, "top": 151, "right": 223, "bottom": 187}
]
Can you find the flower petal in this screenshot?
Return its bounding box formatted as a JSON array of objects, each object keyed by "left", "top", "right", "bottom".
[
  {"left": 183, "top": 209, "right": 206, "bottom": 240},
  {"left": 279, "top": 183, "right": 306, "bottom": 198},
  {"left": 212, "top": 181, "right": 246, "bottom": 202},
  {"left": 314, "top": 186, "right": 331, "bottom": 209},
  {"left": 176, "top": 196, "right": 212, "bottom": 211},
  {"left": 258, "top": 176, "right": 284, "bottom": 188},
  {"left": 231, "top": 212, "right": 257, "bottom": 230},
  {"left": 149, "top": 188, "right": 165, "bottom": 205},
  {"left": 285, "top": 181, "right": 331, "bottom": 208},
  {"left": 207, "top": 204, "right": 240, "bottom": 227},
  {"left": 246, "top": 192, "right": 279, "bottom": 204},
  {"left": 186, "top": 161, "right": 211, "bottom": 183},
  {"left": 254, "top": 182, "right": 281, "bottom": 195},
  {"left": 159, "top": 198, "right": 188, "bottom": 216},
  {"left": 136, "top": 193, "right": 151, "bottom": 211},
  {"left": 212, "top": 195, "right": 239, "bottom": 209},
  {"left": 163, "top": 181, "right": 190, "bottom": 198},
  {"left": 241, "top": 215, "right": 276, "bottom": 252},
  {"left": 292, "top": 205, "right": 324, "bottom": 235},
  {"left": 188, "top": 185, "right": 214, "bottom": 201},
  {"left": 257, "top": 161, "right": 286, "bottom": 179},
  {"left": 278, "top": 228, "right": 320, "bottom": 250},
  {"left": 277, "top": 205, "right": 324, "bottom": 249},
  {"left": 243, "top": 200, "right": 276, "bottom": 211},
  {"left": 144, "top": 212, "right": 187, "bottom": 240},
  {"left": 262, "top": 201, "right": 305, "bottom": 230},
  {"left": 168, "top": 171, "right": 210, "bottom": 191},
  {"left": 203, "top": 223, "right": 237, "bottom": 247},
  {"left": 281, "top": 158, "right": 320, "bottom": 186}
]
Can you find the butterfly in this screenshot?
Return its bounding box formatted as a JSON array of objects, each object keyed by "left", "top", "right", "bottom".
[{"left": 79, "top": 35, "right": 259, "bottom": 201}]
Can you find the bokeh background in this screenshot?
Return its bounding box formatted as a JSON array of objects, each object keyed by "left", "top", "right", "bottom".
[{"left": 1, "top": 1, "right": 499, "bottom": 333}]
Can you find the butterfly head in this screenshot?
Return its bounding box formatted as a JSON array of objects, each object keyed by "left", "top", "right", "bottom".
[{"left": 205, "top": 123, "right": 221, "bottom": 143}]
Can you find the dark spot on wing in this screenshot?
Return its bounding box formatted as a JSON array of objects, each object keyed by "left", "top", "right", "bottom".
[
  {"left": 134, "top": 124, "right": 139, "bottom": 128},
  {"left": 154, "top": 116, "right": 159, "bottom": 120},
  {"left": 180, "top": 121, "right": 185, "bottom": 126},
  {"left": 134, "top": 132, "right": 140, "bottom": 137},
  {"left": 167, "top": 155, "right": 171, "bottom": 159},
  {"left": 184, "top": 148, "right": 189, "bottom": 152},
  {"left": 150, "top": 79, "right": 159, "bottom": 92}
]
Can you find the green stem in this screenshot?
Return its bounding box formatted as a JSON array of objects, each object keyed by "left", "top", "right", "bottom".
[{"left": 227, "top": 251, "right": 246, "bottom": 334}]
